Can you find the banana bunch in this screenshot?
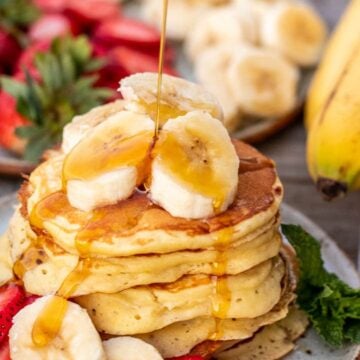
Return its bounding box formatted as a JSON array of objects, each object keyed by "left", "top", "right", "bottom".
[{"left": 306, "top": 0, "right": 360, "bottom": 199}]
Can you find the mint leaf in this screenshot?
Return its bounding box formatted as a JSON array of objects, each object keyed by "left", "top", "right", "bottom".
[{"left": 281, "top": 224, "right": 360, "bottom": 348}]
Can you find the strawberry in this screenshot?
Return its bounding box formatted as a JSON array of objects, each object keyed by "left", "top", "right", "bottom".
[
  {"left": 24, "top": 295, "right": 40, "bottom": 306},
  {"left": 0, "top": 285, "right": 26, "bottom": 344},
  {"left": 33, "top": 0, "right": 68, "bottom": 13},
  {"left": 0, "top": 29, "right": 21, "bottom": 73},
  {"left": 0, "top": 340, "right": 10, "bottom": 360},
  {"left": 0, "top": 92, "right": 28, "bottom": 154},
  {"left": 93, "top": 18, "right": 160, "bottom": 49},
  {"left": 29, "top": 14, "right": 77, "bottom": 42},
  {"left": 64, "top": 0, "right": 121, "bottom": 30},
  {"left": 107, "top": 46, "right": 178, "bottom": 77}
]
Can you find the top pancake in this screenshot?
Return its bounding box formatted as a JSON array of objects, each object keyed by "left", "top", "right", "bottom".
[{"left": 23, "top": 140, "right": 282, "bottom": 257}]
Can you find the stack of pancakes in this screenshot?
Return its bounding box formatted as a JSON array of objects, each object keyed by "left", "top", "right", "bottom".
[{"left": 4, "top": 106, "right": 303, "bottom": 358}]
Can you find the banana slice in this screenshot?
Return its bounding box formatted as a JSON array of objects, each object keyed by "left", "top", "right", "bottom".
[
  {"left": 260, "top": 2, "right": 327, "bottom": 66},
  {"left": 0, "top": 234, "right": 13, "bottom": 286},
  {"left": 103, "top": 337, "right": 163, "bottom": 360},
  {"left": 194, "top": 44, "right": 242, "bottom": 132},
  {"left": 185, "top": 6, "right": 257, "bottom": 61},
  {"left": 150, "top": 111, "right": 239, "bottom": 219},
  {"left": 226, "top": 46, "right": 299, "bottom": 117},
  {"left": 119, "top": 72, "right": 223, "bottom": 126},
  {"left": 142, "top": 0, "right": 211, "bottom": 40},
  {"left": 62, "top": 100, "right": 125, "bottom": 154},
  {"left": 9, "top": 296, "right": 106, "bottom": 360},
  {"left": 63, "top": 111, "right": 154, "bottom": 212}
]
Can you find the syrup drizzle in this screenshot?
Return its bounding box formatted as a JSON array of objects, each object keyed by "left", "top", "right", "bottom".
[
  {"left": 31, "top": 259, "right": 92, "bottom": 347},
  {"left": 212, "top": 227, "right": 234, "bottom": 340},
  {"left": 155, "top": 0, "right": 169, "bottom": 137}
]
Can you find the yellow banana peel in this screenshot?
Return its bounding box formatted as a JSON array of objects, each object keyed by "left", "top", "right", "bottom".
[
  {"left": 305, "top": 0, "right": 360, "bottom": 130},
  {"left": 305, "top": 0, "right": 360, "bottom": 200}
]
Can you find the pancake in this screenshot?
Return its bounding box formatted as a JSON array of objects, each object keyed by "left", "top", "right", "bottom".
[
  {"left": 12, "top": 216, "right": 280, "bottom": 296},
  {"left": 23, "top": 140, "right": 282, "bottom": 257},
  {"left": 135, "top": 248, "right": 298, "bottom": 358},
  {"left": 214, "top": 307, "right": 309, "bottom": 360},
  {"left": 75, "top": 257, "right": 284, "bottom": 335}
]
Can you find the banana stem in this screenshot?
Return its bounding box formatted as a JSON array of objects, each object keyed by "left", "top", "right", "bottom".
[{"left": 316, "top": 178, "right": 347, "bottom": 201}]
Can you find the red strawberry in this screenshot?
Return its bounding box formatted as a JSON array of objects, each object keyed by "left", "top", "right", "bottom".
[
  {"left": 33, "top": 0, "right": 68, "bottom": 13},
  {"left": 93, "top": 18, "right": 160, "bottom": 49},
  {"left": 0, "top": 92, "right": 28, "bottom": 154},
  {"left": 0, "top": 285, "right": 26, "bottom": 344},
  {"left": 24, "top": 295, "right": 40, "bottom": 306},
  {"left": 29, "top": 14, "right": 77, "bottom": 42},
  {"left": 107, "top": 46, "right": 178, "bottom": 77},
  {"left": 0, "top": 29, "right": 21, "bottom": 73},
  {"left": 0, "top": 340, "right": 10, "bottom": 360},
  {"left": 167, "top": 356, "right": 205, "bottom": 360},
  {"left": 65, "top": 0, "right": 121, "bottom": 29}
]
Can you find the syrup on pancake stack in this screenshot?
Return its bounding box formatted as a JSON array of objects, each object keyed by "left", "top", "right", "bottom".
[{"left": 2, "top": 73, "right": 307, "bottom": 359}]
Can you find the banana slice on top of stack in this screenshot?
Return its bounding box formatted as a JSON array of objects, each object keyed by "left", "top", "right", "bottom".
[
  {"left": 151, "top": 111, "right": 239, "bottom": 218},
  {"left": 62, "top": 72, "right": 235, "bottom": 217}
]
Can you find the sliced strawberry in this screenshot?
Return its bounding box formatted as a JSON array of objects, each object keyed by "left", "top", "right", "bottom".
[
  {"left": 29, "top": 14, "right": 77, "bottom": 43},
  {"left": 0, "top": 340, "right": 10, "bottom": 360},
  {"left": 65, "top": 0, "right": 121, "bottom": 30},
  {"left": 93, "top": 18, "right": 160, "bottom": 49},
  {"left": 0, "top": 29, "right": 21, "bottom": 73},
  {"left": 0, "top": 92, "right": 28, "bottom": 154},
  {"left": 24, "top": 295, "right": 40, "bottom": 306},
  {"left": 107, "top": 46, "right": 178, "bottom": 77},
  {"left": 0, "top": 285, "right": 26, "bottom": 344},
  {"left": 33, "top": 0, "right": 68, "bottom": 12}
]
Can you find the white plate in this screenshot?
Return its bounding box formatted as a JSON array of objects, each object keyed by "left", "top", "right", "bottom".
[{"left": 0, "top": 194, "right": 358, "bottom": 359}]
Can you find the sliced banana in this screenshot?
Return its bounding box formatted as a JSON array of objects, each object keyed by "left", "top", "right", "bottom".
[
  {"left": 119, "top": 72, "right": 223, "bottom": 126},
  {"left": 185, "top": 6, "right": 257, "bottom": 61},
  {"left": 194, "top": 44, "right": 242, "bottom": 132},
  {"left": 62, "top": 100, "right": 125, "bottom": 154},
  {"left": 0, "top": 234, "right": 13, "bottom": 286},
  {"left": 103, "top": 337, "right": 163, "bottom": 360},
  {"left": 150, "top": 111, "right": 239, "bottom": 219},
  {"left": 260, "top": 2, "right": 327, "bottom": 66},
  {"left": 226, "top": 46, "right": 299, "bottom": 117},
  {"left": 9, "top": 296, "right": 106, "bottom": 360},
  {"left": 142, "top": 0, "right": 211, "bottom": 40},
  {"left": 63, "top": 111, "right": 154, "bottom": 212}
]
